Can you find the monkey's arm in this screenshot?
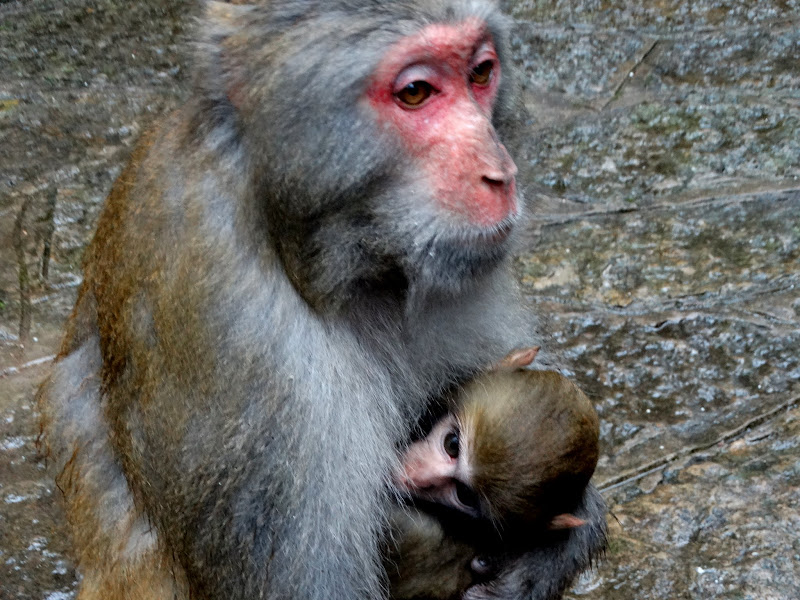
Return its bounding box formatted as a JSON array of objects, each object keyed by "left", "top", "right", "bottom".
[{"left": 37, "top": 292, "right": 190, "bottom": 599}]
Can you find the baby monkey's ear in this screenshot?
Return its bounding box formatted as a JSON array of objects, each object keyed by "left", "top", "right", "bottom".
[
  {"left": 548, "top": 513, "right": 588, "bottom": 530},
  {"left": 491, "top": 346, "right": 540, "bottom": 371}
]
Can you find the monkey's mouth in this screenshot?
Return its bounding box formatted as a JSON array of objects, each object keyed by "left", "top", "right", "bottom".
[
  {"left": 465, "top": 216, "right": 516, "bottom": 248},
  {"left": 430, "top": 216, "right": 516, "bottom": 268},
  {"left": 479, "top": 220, "right": 514, "bottom": 244},
  {"left": 412, "top": 214, "right": 517, "bottom": 288}
]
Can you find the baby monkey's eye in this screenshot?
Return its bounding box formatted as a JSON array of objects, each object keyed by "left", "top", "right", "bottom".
[{"left": 443, "top": 430, "right": 460, "bottom": 458}]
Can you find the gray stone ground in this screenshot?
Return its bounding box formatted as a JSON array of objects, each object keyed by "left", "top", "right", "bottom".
[{"left": 1, "top": 1, "right": 798, "bottom": 599}]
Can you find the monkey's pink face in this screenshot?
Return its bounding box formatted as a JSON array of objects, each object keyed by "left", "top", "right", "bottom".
[{"left": 366, "top": 20, "right": 518, "bottom": 229}]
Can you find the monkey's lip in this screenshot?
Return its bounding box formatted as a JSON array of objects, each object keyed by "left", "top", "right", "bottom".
[
  {"left": 469, "top": 218, "right": 515, "bottom": 246},
  {"left": 484, "top": 222, "right": 513, "bottom": 243}
]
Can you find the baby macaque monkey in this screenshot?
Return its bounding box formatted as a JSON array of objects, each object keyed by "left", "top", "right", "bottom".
[
  {"left": 385, "top": 348, "right": 603, "bottom": 600},
  {"left": 395, "top": 347, "right": 600, "bottom": 529}
]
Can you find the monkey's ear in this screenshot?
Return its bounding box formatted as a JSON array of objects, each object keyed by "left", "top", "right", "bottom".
[
  {"left": 492, "top": 346, "right": 540, "bottom": 371},
  {"left": 548, "top": 513, "right": 587, "bottom": 530}
]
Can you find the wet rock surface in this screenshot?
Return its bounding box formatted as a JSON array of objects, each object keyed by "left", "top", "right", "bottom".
[{"left": 1, "top": 1, "right": 798, "bottom": 599}]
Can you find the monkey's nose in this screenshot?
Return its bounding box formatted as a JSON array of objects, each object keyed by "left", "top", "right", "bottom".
[
  {"left": 482, "top": 129, "right": 518, "bottom": 185},
  {"left": 482, "top": 174, "right": 512, "bottom": 188},
  {"left": 481, "top": 159, "right": 517, "bottom": 192}
]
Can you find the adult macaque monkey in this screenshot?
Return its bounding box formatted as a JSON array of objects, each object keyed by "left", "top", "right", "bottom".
[{"left": 38, "top": 1, "right": 545, "bottom": 599}]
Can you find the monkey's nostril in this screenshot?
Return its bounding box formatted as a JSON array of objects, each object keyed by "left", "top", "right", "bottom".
[{"left": 482, "top": 175, "right": 507, "bottom": 188}]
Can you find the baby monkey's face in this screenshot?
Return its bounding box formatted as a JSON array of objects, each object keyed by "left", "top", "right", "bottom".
[{"left": 394, "top": 413, "right": 484, "bottom": 517}]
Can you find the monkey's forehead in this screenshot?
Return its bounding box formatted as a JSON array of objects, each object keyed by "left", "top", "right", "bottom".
[
  {"left": 371, "top": 18, "right": 493, "bottom": 72},
  {"left": 216, "top": 0, "right": 506, "bottom": 56}
]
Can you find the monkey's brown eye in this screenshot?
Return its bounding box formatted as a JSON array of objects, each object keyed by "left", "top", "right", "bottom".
[
  {"left": 396, "top": 81, "right": 433, "bottom": 107},
  {"left": 469, "top": 60, "right": 494, "bottom": 86},
  {"left": 443, "top": 431, "right": 459, "bottom": 458}
]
